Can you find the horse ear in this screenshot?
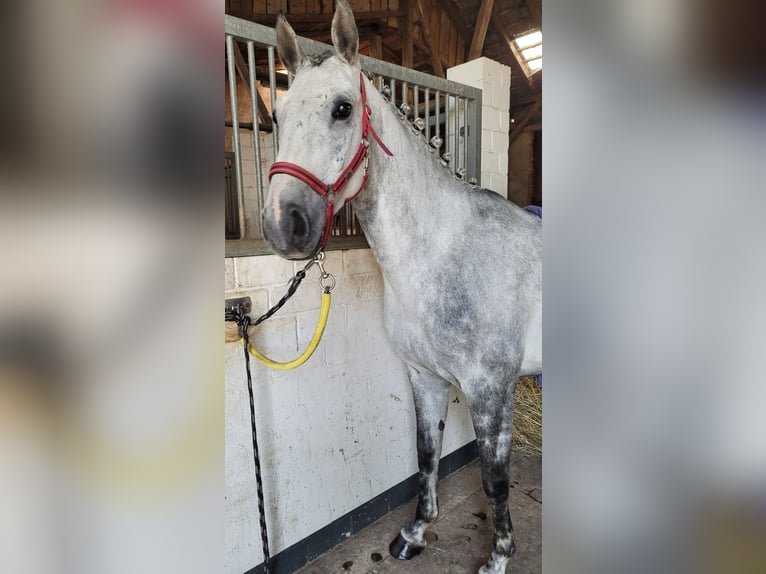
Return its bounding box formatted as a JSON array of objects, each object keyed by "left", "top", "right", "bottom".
[
  {"left": 276, "top": 12, "right": 305, "bottom": 75},
  {"left": 331, "top": 0, "right": 359, "bottom": 66}
]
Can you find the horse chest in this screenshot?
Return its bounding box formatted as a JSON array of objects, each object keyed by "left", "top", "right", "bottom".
[{"left": 381, "top": 285, "right": 474, "bottom": 381}]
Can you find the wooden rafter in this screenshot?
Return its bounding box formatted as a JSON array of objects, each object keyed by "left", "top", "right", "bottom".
[
  {"left": 440, "top": 0, "right": 470, "bottom": 57},
  {"left": 468, "top": 0, "right": 495, "bottom": 60},
  {"left": 367, "top": 32, "right": 383, "bottom": 60},
  {"left": 440, "top": 0, "right": 470, "bottom": 39},
  {"left": 402, "top": 0, "right": 414, "bottom": 68},
  {"left": 231, "top": 43, "right": 272, "bottom": 127},
  {"left": 413, "top": 0, "right": 445, "bottom": 77},
  {"left": 525, "top": 0, "right": 542, "bottom": 30},
  {"left": 509, "top": 99, "right": 541, "bottom": 145},
  {"left": 250, "top": 11, "right": 404, "bottom": 25}
]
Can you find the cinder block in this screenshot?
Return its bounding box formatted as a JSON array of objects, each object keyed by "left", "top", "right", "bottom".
[
  {"left": 482, "top": 107, "right": 501, "bottom": 130},
  {"left": 289, "top": 266, "right": 323, "bottom": 313},
  {"left": 240, "top": 159, "right": 255, "bottom": 175},
  {"left": 446, "top": 59, "right": 484, "bottom": 86},
  {"left": 268, "top": 285, "right": 295, "bottom": 315},
  {"left": 238, "top": 254, "right": 295, "bottom": 287},
  {"left": 323, "top": 334, "right": 346, "bottom": 366},
  {"left": 342, "top": 248, "right": 380, "bottom": 276},
  {"left": 225, "top": 258, "right": 236, "bottom": 290},
  {"left": 482, "top": 129, "right": 492, "bottom": 153},
  {"left": 247, "top": 314, "right": 297, "bottom": 359},
  {"left": 491, "top": 130, "right": 509, "bottom": 154},
  {"left": 492, "top": 83, "right": 510, "bottom": 111},
  {"left": 482, "top": 151, "right": 498, "bottom": 175}
]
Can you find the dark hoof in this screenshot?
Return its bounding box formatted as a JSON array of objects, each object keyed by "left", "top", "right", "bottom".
[{"left": 389, "top": 533, "right": 423, "bottom": 560}]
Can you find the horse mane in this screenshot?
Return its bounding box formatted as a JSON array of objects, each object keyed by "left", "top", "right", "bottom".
[{"left": 307, "top": 51, "right": 334, "bottom": 67}]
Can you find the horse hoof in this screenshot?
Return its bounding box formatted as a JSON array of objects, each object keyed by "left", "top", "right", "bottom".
[{"left": 389, "top": 533, "right": 423, "bottom": 560}]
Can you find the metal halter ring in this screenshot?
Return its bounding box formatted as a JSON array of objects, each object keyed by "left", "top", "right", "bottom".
[{"left": 319, "top": 272, "right": 336, "bottom": 292}]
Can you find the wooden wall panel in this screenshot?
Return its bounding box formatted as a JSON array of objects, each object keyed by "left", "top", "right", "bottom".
[{"left": 290, "top": 0, "right": 306, "bottom": 14}]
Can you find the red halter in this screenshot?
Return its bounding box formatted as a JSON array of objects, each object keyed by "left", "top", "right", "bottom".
[{"left": 268, "top": 74, "right": 393, "bottom": 249}]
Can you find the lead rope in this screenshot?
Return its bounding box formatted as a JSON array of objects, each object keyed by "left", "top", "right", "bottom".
[
  {"left": 241, "top": 316, "right": 271, "bottom": 574},
  {"left": 225, "top": 306, "right": 271, "bottom": 573},
  {"left": 225, "top": 256, "right": 328, "bottom": 574}
]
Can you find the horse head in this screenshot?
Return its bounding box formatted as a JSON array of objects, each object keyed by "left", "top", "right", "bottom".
[{"left": 262, "top": 0, "right": 366, "bottom": 259}]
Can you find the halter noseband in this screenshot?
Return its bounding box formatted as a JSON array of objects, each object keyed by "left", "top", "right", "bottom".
[{"left": 268, "top": 73, "right": 393, "bottom": 249}]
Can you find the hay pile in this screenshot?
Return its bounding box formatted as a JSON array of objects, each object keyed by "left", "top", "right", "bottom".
[{"left": 512, "top": 376, "right": 542, "bottom": 455}]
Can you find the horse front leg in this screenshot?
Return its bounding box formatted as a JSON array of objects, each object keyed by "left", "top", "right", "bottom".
[
  {"left": 469, "top": 379, "right": 518, "bottom": 574},
  {"left": 389, "top": 365, "right": 450, "bottom": 560}
]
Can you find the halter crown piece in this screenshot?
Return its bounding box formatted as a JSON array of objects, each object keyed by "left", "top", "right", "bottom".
[{"left": 268, "top": 73, "right": 394, "bottom": 249}]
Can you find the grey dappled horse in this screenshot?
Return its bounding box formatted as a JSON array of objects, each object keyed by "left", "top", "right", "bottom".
[{"left": 262, "top": 2, "right": 542, "bottom": 572}]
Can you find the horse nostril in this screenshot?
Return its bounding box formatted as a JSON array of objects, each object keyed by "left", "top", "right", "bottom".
[{"left": 289, "top": 206, "right": 309, "bottom": 245}]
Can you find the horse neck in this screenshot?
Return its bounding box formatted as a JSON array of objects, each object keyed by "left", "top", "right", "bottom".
[{"left": 352, "top": 79, "right": 464, "bottom": 277}]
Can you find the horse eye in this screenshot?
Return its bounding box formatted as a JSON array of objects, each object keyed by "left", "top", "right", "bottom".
[{"left": 332, "top": 102, "right": 352, "bottom": 120}]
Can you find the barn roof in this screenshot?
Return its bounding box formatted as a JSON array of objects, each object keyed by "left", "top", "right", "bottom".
[{"left": 225, "top": 0, "right": 542, "bottom": 131}]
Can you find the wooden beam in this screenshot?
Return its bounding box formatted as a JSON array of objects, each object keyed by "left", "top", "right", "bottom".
[
  {"left": 251, "top": 11, "right": 404, "bottom": 25},
  {"left": 512, "top": 94, "right": 542, "bottom": 107},
  {"left": 525, "top": 0, "right": 542, "bottom": 30},
  {"left": 402, "top": 0, "right": 414, "bottom": 68},
  {"left": 231, "top": 45, "right": 274, "bottom": 127},
  {"left": 509, "top": 99, "right": 541, "bottom": 145},
  {"left": 412, "top": 36, "right": 448, "bottom": 76},
  {"left": 367, "top": 33, "right": 383, "bottom": 59},
  {"left": 413, "top": 0, "right": 445, "bottom": 77},
  {"left": 468, "top": 0, "right": 495, "bottom": 60},
  {"left": 440, "top": 0, "right": 471, "bottom": 41},
  {"left": 490, "top": 16, "right": 534, "bottom": 88}
]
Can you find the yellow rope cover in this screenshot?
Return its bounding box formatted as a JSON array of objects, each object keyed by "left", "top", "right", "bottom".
[{"left": 244, "top": 291, "right": 331, "bottom": 370}]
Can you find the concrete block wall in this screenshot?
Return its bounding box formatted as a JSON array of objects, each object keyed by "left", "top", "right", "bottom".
[
  {"left": 225, "top": 250, "right": 476, "bottom": 574},
  {"left": 447, "top": 57, "right": 512, "bottom": 198}
]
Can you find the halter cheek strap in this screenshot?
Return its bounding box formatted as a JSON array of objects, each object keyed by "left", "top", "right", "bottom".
[{"left": 268, "top": 73, "right": 393, "bottom": 249}]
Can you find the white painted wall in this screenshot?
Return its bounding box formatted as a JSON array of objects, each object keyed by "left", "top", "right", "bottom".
[
  {"left": 448, "top": 58, "right": 512, "bottom": 197},
  {"left": 225, "top": 250, "right": 476, "bottom": 573}
]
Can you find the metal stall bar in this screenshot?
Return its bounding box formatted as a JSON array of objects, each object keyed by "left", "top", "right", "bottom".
[
  {"left": 424, "top": 88, "right": 430, "bottom": 140},
  {"left": 435, "top": 91, "right": 440, "bottom": 142},
  {"left": 413, "top": 85, "right": 419, "bottom": 123},
  {"left": 226, "top": 35, "right": 246, "bottom": 239},
  {"left": 467, "top": 96, "right": 482, "bottom": 182},
  {"left": 247, "top": 40, "right": 264, "bottom": 239},
  {"left": 390, "top": 78, "right": 396, "bottom": 107},
  {"left": 464, "top": 96, "right": 469, "bottom": 175},
  {"left": 453, "top": 96, "right": 460, "bottom": 174},
  {"left": 267, "top": 46, "right": 278, "bottom": 153}
]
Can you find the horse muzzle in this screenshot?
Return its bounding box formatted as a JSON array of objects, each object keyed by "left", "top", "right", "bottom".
[{"left": 262, "top": 185, "right": 326, "bottom": 260}]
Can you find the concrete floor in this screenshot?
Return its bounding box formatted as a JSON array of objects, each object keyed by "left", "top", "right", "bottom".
[{"left": 295, "top": 453, "right": 541, "bottom": 574}]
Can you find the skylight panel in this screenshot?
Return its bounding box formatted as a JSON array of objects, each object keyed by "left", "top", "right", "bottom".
[{"left": 514, "top": 29, "right": 542, "bottom": 75}]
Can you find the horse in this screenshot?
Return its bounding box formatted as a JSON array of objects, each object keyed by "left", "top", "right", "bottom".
[{"left": 262, "top": 2, "right": 542, "bottom": 572}]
